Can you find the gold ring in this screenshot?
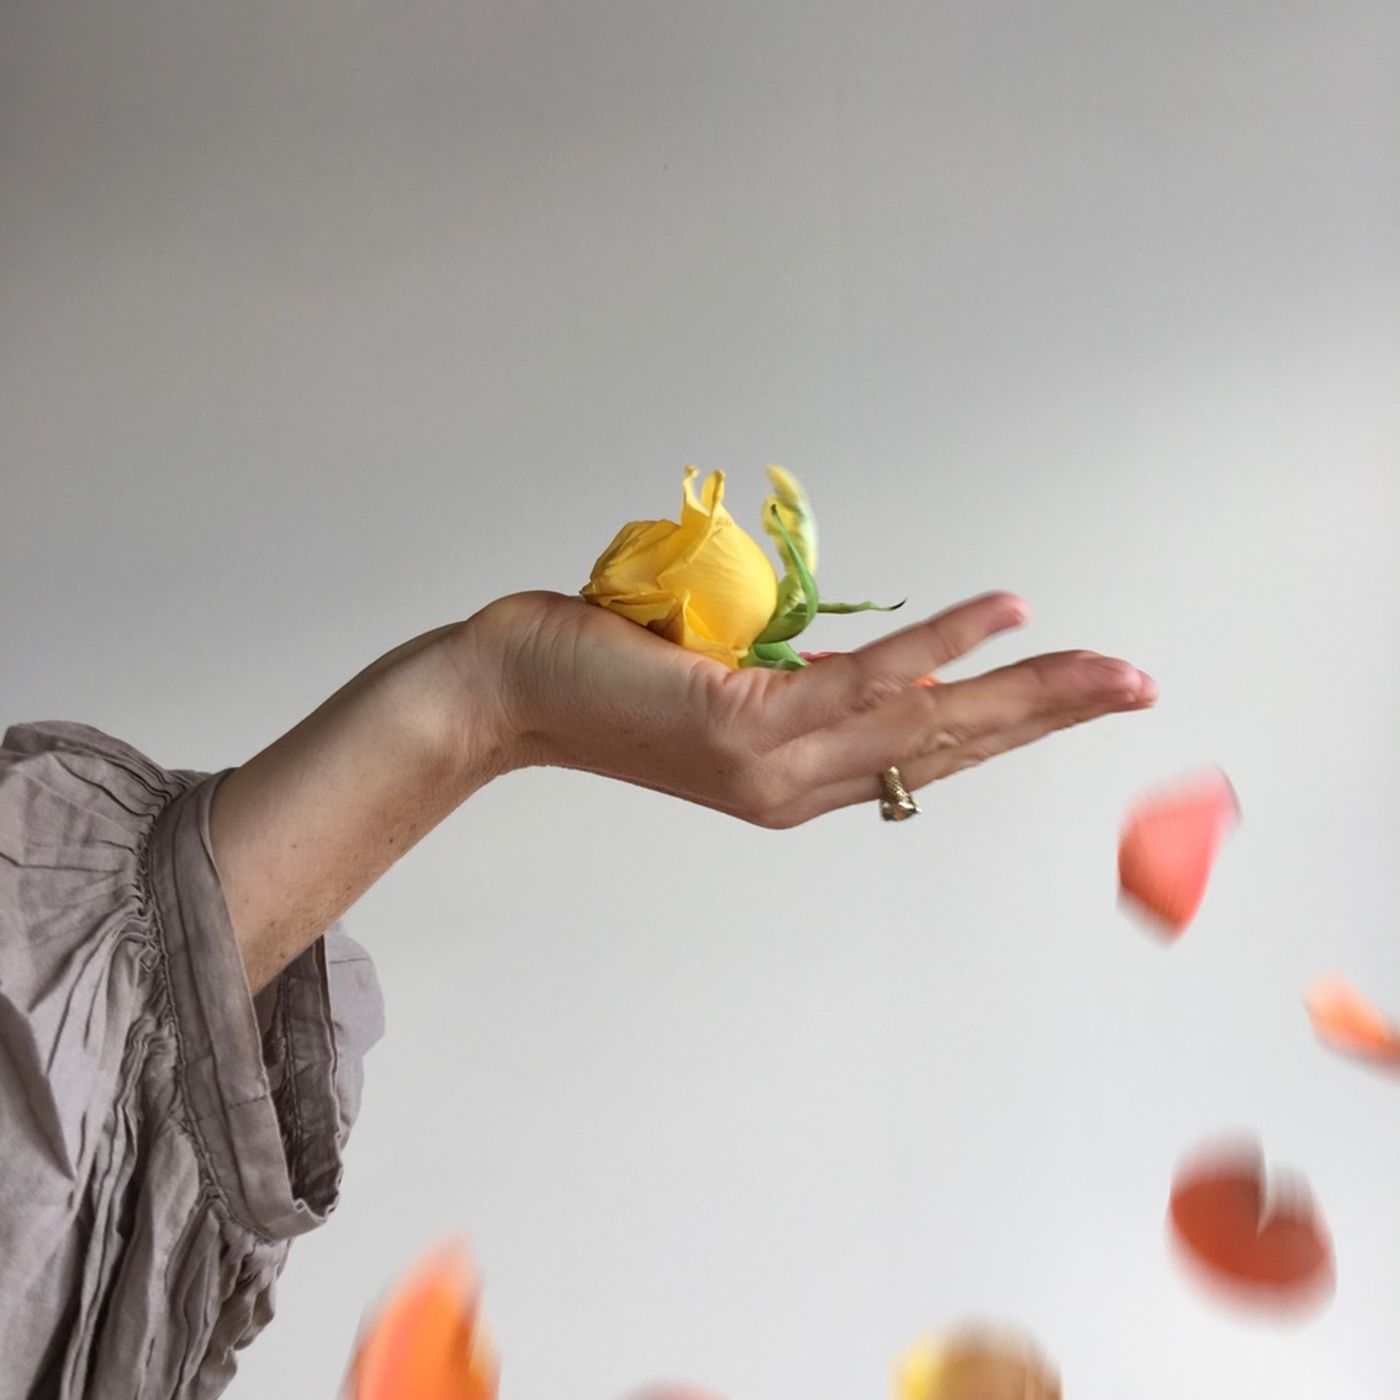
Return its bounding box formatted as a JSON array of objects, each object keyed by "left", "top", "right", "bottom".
[{"left": 878, "top": 766, "right": 919, "bottom": 822}]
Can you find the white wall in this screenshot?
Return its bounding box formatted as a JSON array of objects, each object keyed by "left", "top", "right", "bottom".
[{"left": 3, "top": 2, "right": 1399, "bottom": 1396}]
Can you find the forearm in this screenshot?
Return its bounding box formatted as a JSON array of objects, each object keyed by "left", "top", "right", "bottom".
[{"left": 210, "top": 619, "right": 513, "bottom": 993}]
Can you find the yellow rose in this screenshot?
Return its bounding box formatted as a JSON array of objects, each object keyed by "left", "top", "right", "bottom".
[
  {"left": 895, "top": 1330, "right": 1061, "bottom": 1400},
  {"left": 581, "top": 467, "right": 780, "bottom": 668}
]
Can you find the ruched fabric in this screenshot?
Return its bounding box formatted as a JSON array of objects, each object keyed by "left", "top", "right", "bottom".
[{"left": 0, "top": 722, "right": 384, "bottom": 1398}]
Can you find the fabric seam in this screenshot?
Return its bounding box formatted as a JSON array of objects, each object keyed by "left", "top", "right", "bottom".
[{"left": 136, "top": 781, "right": 280, "bottom": 1247}]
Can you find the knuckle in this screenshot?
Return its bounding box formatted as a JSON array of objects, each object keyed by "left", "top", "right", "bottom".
[
  {"left": 850, "top": 668, "right": 909, "bottom": 715},
  {"left": 1023, "top": 655, "right": 1075, "bottom": 707},
  {"left": 916, "top": 722, "right": 969, "bottom": 754},
  {"left": 1027, "top": 652, "right": 1068, "bottom": 686},
  {"left": 922, "top": 621, "right": 970, "bottom": 672}
]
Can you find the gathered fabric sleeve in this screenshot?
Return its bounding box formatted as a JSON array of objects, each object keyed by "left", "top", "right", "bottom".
[{"left": 0, "top": 720, "right": 385, "bottom": 1399}]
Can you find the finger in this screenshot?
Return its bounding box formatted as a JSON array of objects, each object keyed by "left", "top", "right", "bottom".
[
  {"left": 774, "top": 688, "right": 1155, "bottom": 825},
  {"left": 770, "top": 591, "right": 1030, "bottom": 733},
  {"left": 785, "top": 650, "right": 1156, "bottom": 784},
  {"left": 899, "top": 692, "right": 1148, "bottom": 788}
]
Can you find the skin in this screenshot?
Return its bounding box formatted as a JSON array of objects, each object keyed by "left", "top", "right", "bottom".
[{"left": 210, "top": 588, "right": 1157, "bottom": 994}]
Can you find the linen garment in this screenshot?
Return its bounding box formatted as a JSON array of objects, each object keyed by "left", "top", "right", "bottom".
[{"left": 0, "top": 722, "right": 385, "bottom": 1398}]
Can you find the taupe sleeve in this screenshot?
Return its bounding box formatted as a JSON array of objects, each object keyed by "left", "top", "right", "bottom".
[{"left": 0, "top": 721, "right": 385, "bottom": 1397}]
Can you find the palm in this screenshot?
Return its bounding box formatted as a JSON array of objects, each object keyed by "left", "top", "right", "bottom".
[{"left": 486, "top": 589, "right": 771, "bottom": 780}]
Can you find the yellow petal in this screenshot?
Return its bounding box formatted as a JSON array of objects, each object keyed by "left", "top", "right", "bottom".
[
  {"left": 894, "top": 1339, "right": 946, "bottom": 1400},
  {"left": 894, "top": 1328, "right": 1060, "bottom": 1400},
  {"left": 673, "top": 468, "right": 728, "bottom": 568},
  {"left": 589, "top": 591, "right": 687, "bottom": 632},
  {"left": 657, "top": 517, "right": 777, "bottom": 653},
  {"left": 681, "top": 464, "right": 732, "bottom": 521},
  {"left": 582, "top": 518, "right": 686, "bottom": 596},
  {"left": 671, "top": 595, "right": 751, "bottom": 668}
]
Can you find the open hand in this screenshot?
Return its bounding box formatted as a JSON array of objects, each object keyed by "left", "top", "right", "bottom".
[{"left": 459, "top": 588, "right": 1156, "bottom": 828}]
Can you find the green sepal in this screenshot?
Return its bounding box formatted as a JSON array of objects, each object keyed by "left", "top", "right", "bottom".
[
  {"left": 761, "top": 466, "right": 818, "bottom": 575},
  {"left": 740, "top": 638, "right": 809, "bottom": 670},
  {"left": 815, "top": 597, "right": 906, "bottom": 615},
  {"left": 753, "top": 503, "right": 820, "bottom": 645}
]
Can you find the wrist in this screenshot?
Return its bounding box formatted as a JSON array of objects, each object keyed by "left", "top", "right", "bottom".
[{"left": 420, "top": 604, "right": 535, "bottom": 793}]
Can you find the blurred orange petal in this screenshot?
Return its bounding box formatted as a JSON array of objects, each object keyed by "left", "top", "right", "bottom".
[
  {"left": 347, "top": 1243, "right": 499, "bottom": 1400},
  {"left": 1304, "top": 977, "right": 1400, "bottom": 1068},
  {"left": 1118, "top": 769, "right": 1238, "bottom": 936},
  {"left": 1167, "top": 1137, "right": 1333, "bottom": 1314}
]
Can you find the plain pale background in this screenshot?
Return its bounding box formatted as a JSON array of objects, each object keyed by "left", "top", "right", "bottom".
[{"left": 3, "top": 2, "right": 1399, "bottom": 1396}]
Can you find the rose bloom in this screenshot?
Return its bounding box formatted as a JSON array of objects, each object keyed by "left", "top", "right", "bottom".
[{"left": 582, "top": 467, "right": 779, "bottom": 669}]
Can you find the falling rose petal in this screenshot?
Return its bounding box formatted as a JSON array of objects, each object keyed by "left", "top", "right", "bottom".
[
  {"left": 798, "top": 650, "right": 940, "bottom": 687},
  {"left": 894, "top": 1325, "right": 1061, "bottom": 1400},
  {"left": 1167, "top": 1137, "right": 1334, "bottom": 1316},
  {"left": 625, "top": 1389, "right": 727, "bottom": 1400},
  {"left": 347, "top": 1242, "right": 499, "bottom": 1400},
  {"left": 1117, "top": 768, "right": 1239, "bottom": 937},
  {"left": 1304, "top": 977, "right": 1400, "bottom": 1069}
]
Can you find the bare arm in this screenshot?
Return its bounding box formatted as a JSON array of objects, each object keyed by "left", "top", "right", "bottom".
[
  {"left": 209, "top": 621, "right": 512, "bottom": 992},
  {"left": 212, "top": 590, "right": 1156, "bottom": 993}
]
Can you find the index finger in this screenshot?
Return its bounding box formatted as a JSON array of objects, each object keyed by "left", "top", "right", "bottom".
[{"left": 773, "top": 590, "right": 1030, "bottom": 730}]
